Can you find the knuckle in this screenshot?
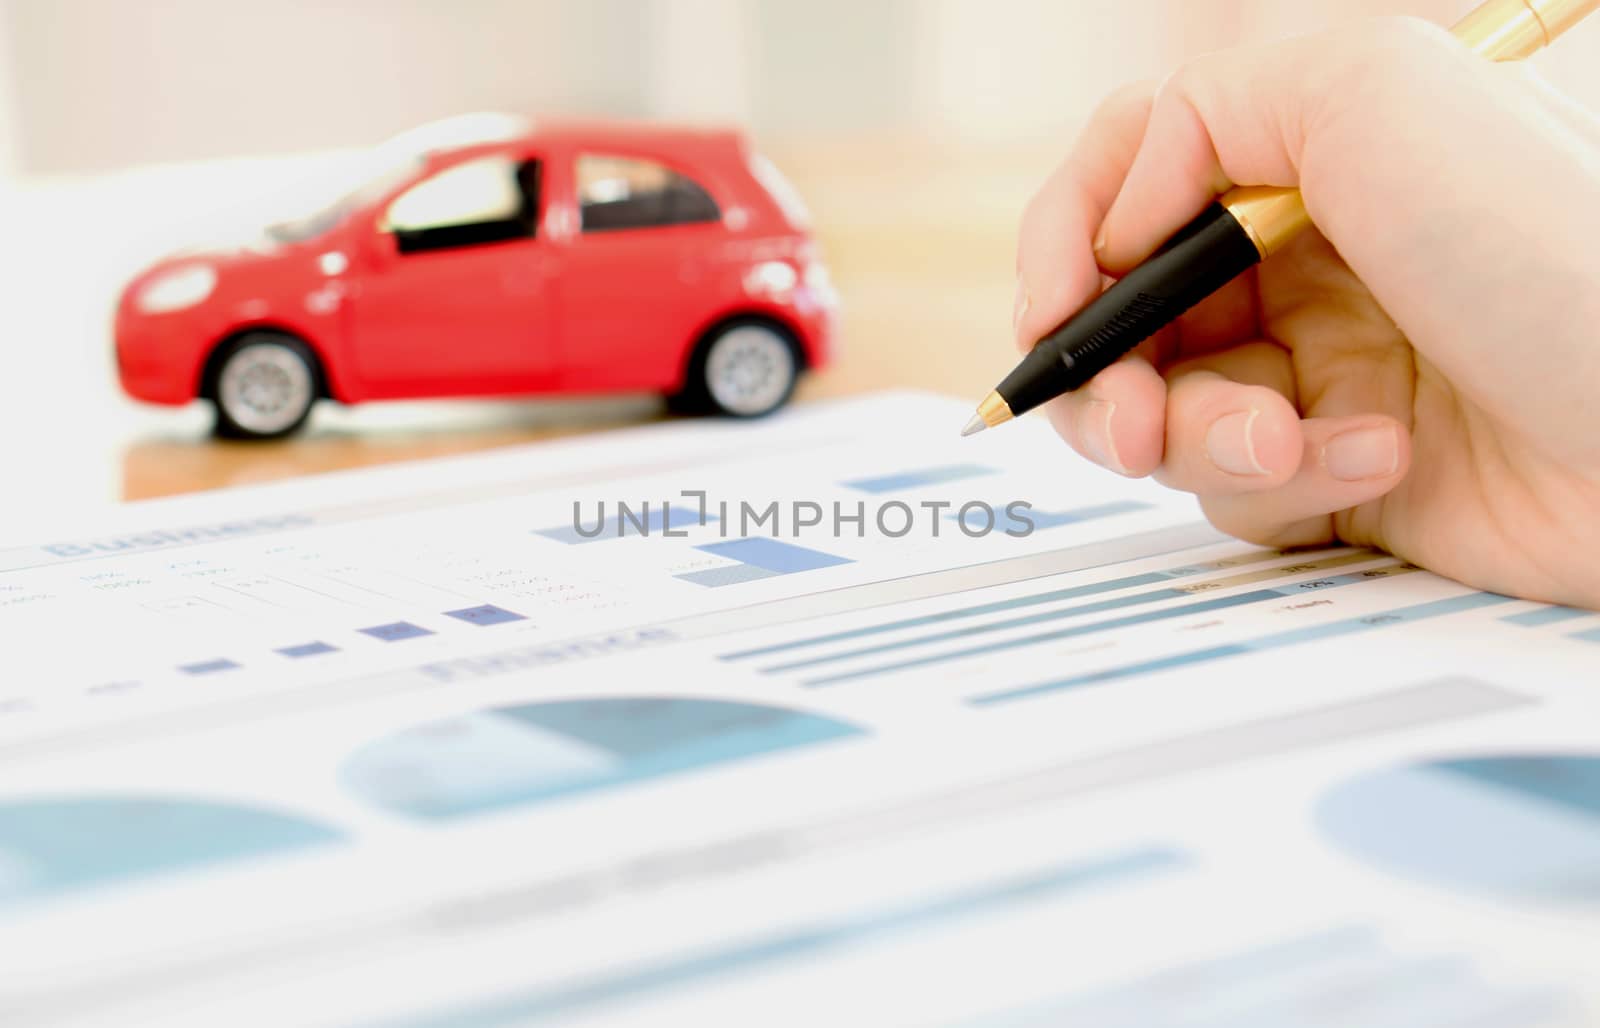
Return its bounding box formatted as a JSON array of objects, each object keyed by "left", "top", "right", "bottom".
[
  {"left": 1293, "top": 16, "right": 1462, "bottom": 176},
  {"left": 1149, "top": 57, "right": 1237, "bottom": 186},
  {"left": 1325, "top": 16, "right": 1459, "bottom": 98},
  {"left": 1155, "top": 63, "right": 1200, "bottom": 114},
  {"left": 1159, "top": 51, "right": 1226, "bottom": 114},
  {"left": 1092, "top": 78, "right": 1158, "bottom": 125}
]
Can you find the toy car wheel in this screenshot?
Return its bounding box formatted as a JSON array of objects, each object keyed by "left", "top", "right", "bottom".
[
  {"left": 679, "top": 321, "right": 800, "bottom": 418},
  {"left": 210, "top": 333, "right": 320, "bottom": 439}
]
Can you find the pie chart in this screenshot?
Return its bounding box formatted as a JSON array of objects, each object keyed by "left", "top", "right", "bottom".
[
  {"left": 342, "top": 696, "right": 864, "bottom": 820},
  {"left": 1316, "top": 754, "right": 1600, "bottom": 903},
  {"left": 0, "top": 796, "right": 343, "bottom": 907}
]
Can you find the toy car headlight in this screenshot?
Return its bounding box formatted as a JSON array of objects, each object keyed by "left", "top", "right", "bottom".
[
  {"left": 136, "top": 265, "right": 217, "bottom": 314},
  {"left": 745, "top": 261, "right": 798, "bottom": 296}
]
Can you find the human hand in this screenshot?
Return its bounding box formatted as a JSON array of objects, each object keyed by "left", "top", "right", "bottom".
[{"left": 1015, "top": 17, "right": 1600, "bottom": 607}]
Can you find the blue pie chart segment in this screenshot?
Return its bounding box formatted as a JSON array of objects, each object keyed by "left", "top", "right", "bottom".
[
  {"left": 1316, "top": 754, "right": 1600, "bottom": 903},
  {"left": 0, "top": 796, "right": 343, "bottom": 908},
  {"left": 342, "top": 697, "right": 865, "bottom": 820}
]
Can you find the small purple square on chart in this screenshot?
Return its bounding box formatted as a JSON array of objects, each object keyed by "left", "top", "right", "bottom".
[
  {"left": 359, "top": 622, "right": 434, "bottom": 642},
  {"left": 179, "top": 659, "right": 239, "bottom": 675},
  {"left": 444, "top": 604, "right": 527, "bottom": 627},
  {"left": 277, "top": 641, "right": 339, "bottom": 658}
]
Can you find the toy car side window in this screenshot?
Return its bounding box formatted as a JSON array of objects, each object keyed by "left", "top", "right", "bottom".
[
  {"left": 384, "top": 156, "right": 540, "bottom": 254},
  {"left": 577, "top": 155, "right": 719, "bottom": 233}
]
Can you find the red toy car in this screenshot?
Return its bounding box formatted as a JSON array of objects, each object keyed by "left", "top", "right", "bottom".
[{"left": 115, "top": 115, "right": 837, "bottom": 438}]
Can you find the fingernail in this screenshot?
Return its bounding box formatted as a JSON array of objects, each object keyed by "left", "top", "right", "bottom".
[
  {"left": 1323, "top": 425, "right": 1399, "bottom": 481},
  {"left": 1205, "top": 409, "right": 1270, "bottom": 476},
  {"left": 1012, "top": 280, "right": 1030, "bottom": 333},
  {"left": 1092, "top": 222, "right": 1109, "bottom": 258},
  {"left": 1078, "top": 399, "right": 1128, "bottom": 475}
]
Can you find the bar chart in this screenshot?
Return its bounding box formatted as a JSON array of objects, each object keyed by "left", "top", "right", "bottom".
[
  {"left": 169, "top": 601, "right": 528, "bottom": 678},
  {"left": 720, "top": 548, "right": 1288, "bottom": 662},
  {"left": 0, "top": 464, "right": 1190, "bottom": 742},
  {"left": 749, "top": 550, "right": 1385, "bottom": 681},
  {"left": 729, "top": 552, "right": 1439, "bottom": 692},
  {"left": 974, "top": 589, "right": 1512, "bottom": 707}
]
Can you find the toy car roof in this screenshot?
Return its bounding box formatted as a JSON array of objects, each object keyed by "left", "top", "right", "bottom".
[{"left": 378, "top": 112, "right": 748, "bottom": 162}]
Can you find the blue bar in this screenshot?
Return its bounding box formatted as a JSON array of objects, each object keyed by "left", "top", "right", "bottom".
[
  {"left": 695, "top": 538, "right": 852, "bottom": 574},
  {"left": 359, "top": 621, "right": 434, "bottom": 642},
  {"left": 178, "top": 659, "right": 239, "bottom": 675},
  {"left": 444, "top": 604, "right": 527, "bottom": 627},
  {"left": 979, "top": 646, "right": 1257, "bottom": 703},
  {"left": 1502, "top": 605, "right": 1591, "bottom": 627},
  {"left": 765, "top": 587, "right": 1190, "bottom": 674},
  {"left": 841, "top": 464, "right": 995, "bottom": 494},
  {"left": 381, "top": 846, "right": 1189, "bottom": 1028},
  {"left": 805, "top": 588, "right": 1294, "bottom": 687},
  {"left": 973, "top": 592, "right": 1515, "bottom": 707},
  {"left": 723, "top": 552, "right": 1301, "bottom": 661},
  {"left": 1237, "top": 591, "right": 1512, "bottom": 647},
  {"left": 801, "top": 568, "right": 1397, "bottom": 687},
  {"left": 1570, "top": 626, "right": 1600, "bottom": 644},
  {"left": 536, "top": 506, "right": 714, "bottom": 544},
  {"left": 723, "top": 571, "right": 1179, "bottom": 661},
  {"left": 276, "top": 642, "right": 337, "bottom": 659}
]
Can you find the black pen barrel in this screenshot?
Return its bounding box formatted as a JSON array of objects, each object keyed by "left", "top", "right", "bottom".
[{"left": 998, "top": 202, "right": 1262, "bottom": 418}]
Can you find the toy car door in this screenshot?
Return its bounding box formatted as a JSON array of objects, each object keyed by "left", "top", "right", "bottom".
[
  {"left": 348, "top": 152, "right": 558, "bottom": 397},
  {"left": 554, "top": 152, "right": 726, "bottom": 392}
]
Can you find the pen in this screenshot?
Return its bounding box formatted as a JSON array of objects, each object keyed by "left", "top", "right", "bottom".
[{"left": 961, "top": 0, "right": 1600, "bottom": 437}]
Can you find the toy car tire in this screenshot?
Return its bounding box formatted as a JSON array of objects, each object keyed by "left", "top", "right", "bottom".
[
  {"left": 674, "top": 320, "right": 801, "bottom": 418},
  {"left": 209, "top": 332, "right": 321, "bottom": 440}
]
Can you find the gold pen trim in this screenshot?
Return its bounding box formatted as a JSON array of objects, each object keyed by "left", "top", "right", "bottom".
[
  {"left": 975, "top": 391, "right": 1014, "bottom": 430},
  {"left": 1221, "top": 186, "right": 1312, "bottom": 261},
  {"left": 1531, "top": 0, "right": 1600, "bottom": 40},
  {"left": 1454, "top": 0, "right": 1600, "bottom": 58}
]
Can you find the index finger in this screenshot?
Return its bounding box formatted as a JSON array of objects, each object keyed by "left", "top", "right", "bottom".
[{"left": 1014, "top": 79, "right": 1156, "bottom": 353}]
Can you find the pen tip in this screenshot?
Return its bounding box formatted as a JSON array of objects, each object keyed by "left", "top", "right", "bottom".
[{"left": 960, "top": 413, "right": 988, "bottom": 438}]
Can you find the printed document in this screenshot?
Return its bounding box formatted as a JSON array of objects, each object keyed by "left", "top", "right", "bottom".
[{"left": 1, "top": 392, "right": 1596, "bottom": 1026}]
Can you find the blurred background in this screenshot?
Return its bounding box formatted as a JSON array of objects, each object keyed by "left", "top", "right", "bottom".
[{"left": 2, "top": 0, "right": 1598, "bottom": 519}]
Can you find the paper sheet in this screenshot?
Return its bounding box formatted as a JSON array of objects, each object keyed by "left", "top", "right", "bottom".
[{"left": 1, "top": 391, "right": 1596, "bottom": 1027}]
